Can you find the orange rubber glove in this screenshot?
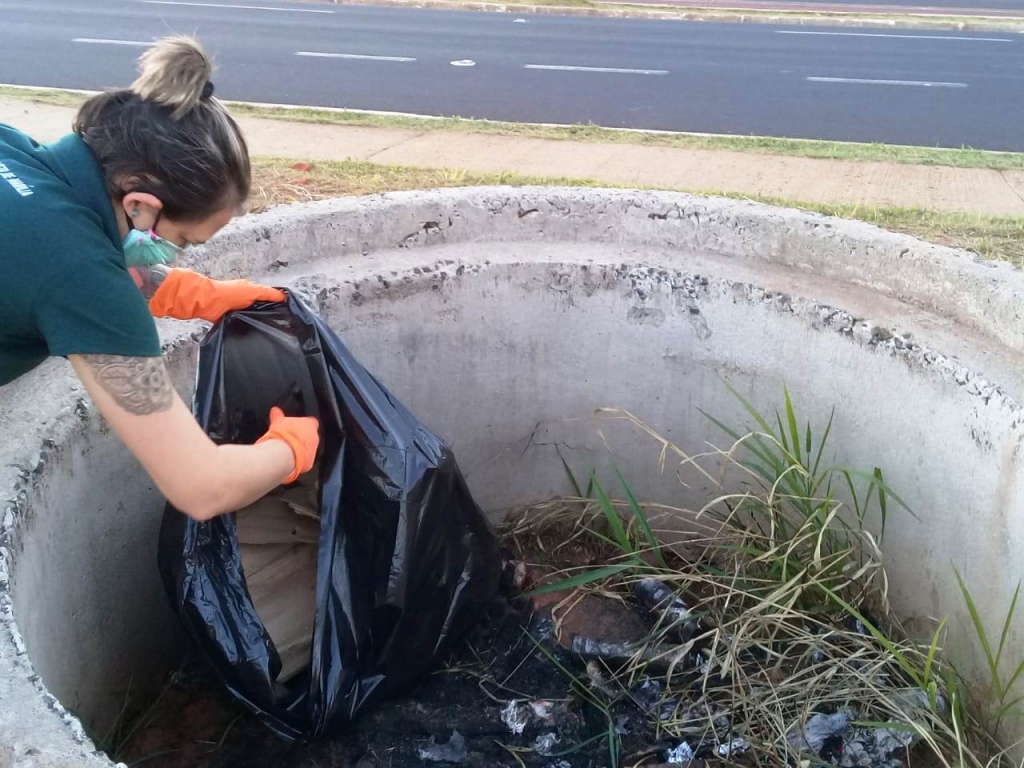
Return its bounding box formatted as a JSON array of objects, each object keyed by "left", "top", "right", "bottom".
[
  {"left": 256, "top": 407, "right": 320, "bottom": 484},
  {"left": 148, "top": 268, "right": 287, "bottom": 323}
]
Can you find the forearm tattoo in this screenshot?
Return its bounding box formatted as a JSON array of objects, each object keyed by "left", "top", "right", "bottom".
[
  {"left": 134, "top": 264, "right": 172, "bottom": 300},
  {"left": 81, "top": 355, "right": 174, "bottom": 415}
]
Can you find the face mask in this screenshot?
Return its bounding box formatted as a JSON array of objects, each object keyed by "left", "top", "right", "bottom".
[{"left": 122, "top": 227, "right": 183, "bottom": 268}]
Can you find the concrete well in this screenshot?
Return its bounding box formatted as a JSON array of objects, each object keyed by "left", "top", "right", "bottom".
[{"left": 2, "top": 187, "right": 1024, "bottom": 766}]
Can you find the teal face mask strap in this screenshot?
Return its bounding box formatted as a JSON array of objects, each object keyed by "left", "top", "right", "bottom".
[{"left": 121, "top": 206, "right": 183, "bottom": 268}]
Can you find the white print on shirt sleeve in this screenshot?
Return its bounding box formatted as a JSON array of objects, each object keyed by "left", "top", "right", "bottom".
[{"left": 0, "top": 162, "right": 34, "bottom": 198}]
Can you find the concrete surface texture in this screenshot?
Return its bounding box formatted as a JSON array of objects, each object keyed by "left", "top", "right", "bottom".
[
  {"left": 4, "top": 96, "right": 1024, "bottom": 216},
  {"left": 3, "top": 187, "right": 1024, "bottom": 764}
]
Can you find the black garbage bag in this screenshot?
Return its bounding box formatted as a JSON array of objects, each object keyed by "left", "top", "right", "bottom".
[{"left": 157, "top": 293, "right": 501, "bottom": 741}]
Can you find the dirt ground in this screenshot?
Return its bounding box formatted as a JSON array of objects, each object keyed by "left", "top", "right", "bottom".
[
  {"left": 4, "top": 97, "right": 1024, "bottom": 217},
  {"left": 108, "top": 512, "right": 947, "bottom": 768},
  {"left": 113, "top": 598, "right": 651, "bottom": 768},
  {"left": 112, "top": 523, "right": 672, "bottom": 768}
]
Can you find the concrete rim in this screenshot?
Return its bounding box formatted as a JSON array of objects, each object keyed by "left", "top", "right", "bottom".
[{"left": 3, "top": 186, "right": 1023, "bottom": 766}]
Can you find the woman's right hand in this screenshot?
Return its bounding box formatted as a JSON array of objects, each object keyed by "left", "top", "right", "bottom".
[
  {"left": 257, "top": 407, "right": 319, "bottom": 484},
  {"left": 68, "top": 353, "right": 317, "bottom": 521}
]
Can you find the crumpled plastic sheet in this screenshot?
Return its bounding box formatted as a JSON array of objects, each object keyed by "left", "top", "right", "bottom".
[
  {"left": 532, "top": 732, "right": 561, "bottom": 756},
  {"left": 894, "top": 687, "right": 948, "bottom": 719},
  {"left": 788, "top": 710, "right": 856, "bottom": 754},
  {"left": 664, "top": 733, "right": 749, "bottom": 763},
  {"left": 666, "top": 741, "right": 696, "bottom": 764},
  {"left": 501, "top": 700, "right": 531, "bottom": 735},
  {"left": 787, "top": 703, "right": 923, "bottom": 768},
  {"left": 530, "top": 700, "right": 556, "bottom": 723},
  {"left": 838, "top": 729, "right": 915, "bottom": 768},
  {"left": 716, "top": 738, "right": 751, "bottom": 758},
  {"left": 417, "top": 730, "right": 468, "bottom": 763}
]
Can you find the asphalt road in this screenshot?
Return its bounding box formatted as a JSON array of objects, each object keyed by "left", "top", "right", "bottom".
[{"left": 1, "top": 0, "right": 1023, "bottom": 150}]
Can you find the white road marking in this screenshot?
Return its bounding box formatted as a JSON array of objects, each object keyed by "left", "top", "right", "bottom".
[
  {"left": 450, "top": 59, "right": 476, "bottom": 67},
  {"left": 72, "top": 38, "right": 155, "bottom": 46},
  {"left": 777, "top": 30, "right": 1013, "bottom": 42},
  {"left": 142, "top": 1, "right": 334, "bottom": 12},
  {"left": 807, "top": 76, "right": 968, "bottom": 88},
  {"left": 524, "top": 64, "right": 668, "bottom": 75},
  {"left": 296, "top": 52, "right": 416, "bottom": 62}
]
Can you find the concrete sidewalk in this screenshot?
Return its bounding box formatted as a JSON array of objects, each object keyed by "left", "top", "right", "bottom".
[{"left": 4, "top": 97, "right": 1024, "bottom": 216}]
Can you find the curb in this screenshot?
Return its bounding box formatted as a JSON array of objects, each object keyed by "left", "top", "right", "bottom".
[{"left": 6, "top": 83, "right": 1019, "bottom": 158}]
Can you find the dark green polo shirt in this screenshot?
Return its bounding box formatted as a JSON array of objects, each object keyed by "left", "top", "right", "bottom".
[{"left": 0, "top": 125, "right": 160, "bottom": 386}]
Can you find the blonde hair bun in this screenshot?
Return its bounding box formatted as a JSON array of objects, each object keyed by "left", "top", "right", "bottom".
[{"left": 131, "top": 35, "right": 213, "bottom": 119}]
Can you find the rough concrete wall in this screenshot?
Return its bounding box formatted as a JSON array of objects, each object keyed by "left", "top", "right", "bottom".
[
  {"left": 3, "top": 188, "right": 1024, "bottom": 765},
  {"left": 9, "top": 338, "right": 200, "bottom": 740},
  {"left": 0, "top": 327, "right": 202, "bottom": 767},
  {"left": 0, "top": 363, "right": 125, "bottom": 768}
]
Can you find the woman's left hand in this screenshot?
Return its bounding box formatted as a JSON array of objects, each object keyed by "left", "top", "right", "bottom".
[{"left": 146, "top": 268, "right": 286, "bottom": 322}]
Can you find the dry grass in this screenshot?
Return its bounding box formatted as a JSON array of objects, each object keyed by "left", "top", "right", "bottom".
[
  {"left": 499, "top": 396, "right": 1008, "bottom": 767},
  {"left": 247, "top": 158, "right": 569, "bottom": 210},
  {"left": 250, "top": 157, "right": 1024, "bottom": 268}
]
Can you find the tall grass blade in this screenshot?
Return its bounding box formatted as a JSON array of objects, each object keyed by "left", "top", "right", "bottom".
[
  {"left": 724, "top": 379, "right": 775, "bottom": 434},
  {"left": 701, "top": 410, "right": 779, "bottom": 472},
  {"left": 923, "top": 618, "right": 947, "bottom": 689},
  {"left": 811, "top": 407, "right": 835, "bottom": 478},
  {"left": 615, "top": 467, "right": 667, "bottom": 568},
  {"left": 527, "top": 561, "right": 639, "bottom": 595},
  {"left": 1001, "top": 661, "right": 1024, "bottom": 702},
  {"left": 559, "top": 451, "right": 583, "bottom": 498},
  {"left": 842, "top": 469, "right": 867, "bottom": 522},
  {"left": 742, "top": 462, "right": 777, "bottom": 485},
  {"left": 784, "top": 385, "right": 803, "bottom": 465},
  {"left": 874, "top": 467, "right": 888, "bottom": 540},
  {"left": 822, "top": 588, "right": 923, "bottom": 687},
  {"left": 954, "top": 566, "right": 1001, "bottom": 699},
  {"left": 996, "top": 583, "right": 1021, "bottom": 672},
  {"left": 845, "top": 469, "right": 916, "bottom": 518},
  {"left": 593, "top": 476, "right": 632, "bottom": 553},
  {"left": 776, "top": 412, "right": 792, "bottom": 454},
  {"left": 946, "top": 668, "right": 967, "bottom": 768},
  {"left": 996, "top": 695, "right": 1024, "bottom": 719},
  {"left": 698, "top": 408, "right": 744, "bottom": 443}
]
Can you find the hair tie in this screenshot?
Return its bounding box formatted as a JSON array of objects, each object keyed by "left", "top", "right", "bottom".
[{"left": 201, "top": 81, "right": 215, "bottom": 100}]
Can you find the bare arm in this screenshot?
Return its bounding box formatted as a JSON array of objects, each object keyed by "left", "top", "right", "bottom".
[{"left": 69, "top": 353, "right": 295, "bottom": 521}]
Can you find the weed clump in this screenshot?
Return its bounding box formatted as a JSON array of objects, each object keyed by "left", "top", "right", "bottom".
[{"left": 505, "top": 386, "right": 1017, "bottom": 767}]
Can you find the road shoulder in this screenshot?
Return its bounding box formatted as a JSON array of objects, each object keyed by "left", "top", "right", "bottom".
[{"left": 4, "top": 95, "right": 1024, "bottom": 217}]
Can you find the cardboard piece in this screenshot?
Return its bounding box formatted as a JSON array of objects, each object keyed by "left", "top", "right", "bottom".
[{"left": 238, "top": 482, "right": 319, "bottom": 682}]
